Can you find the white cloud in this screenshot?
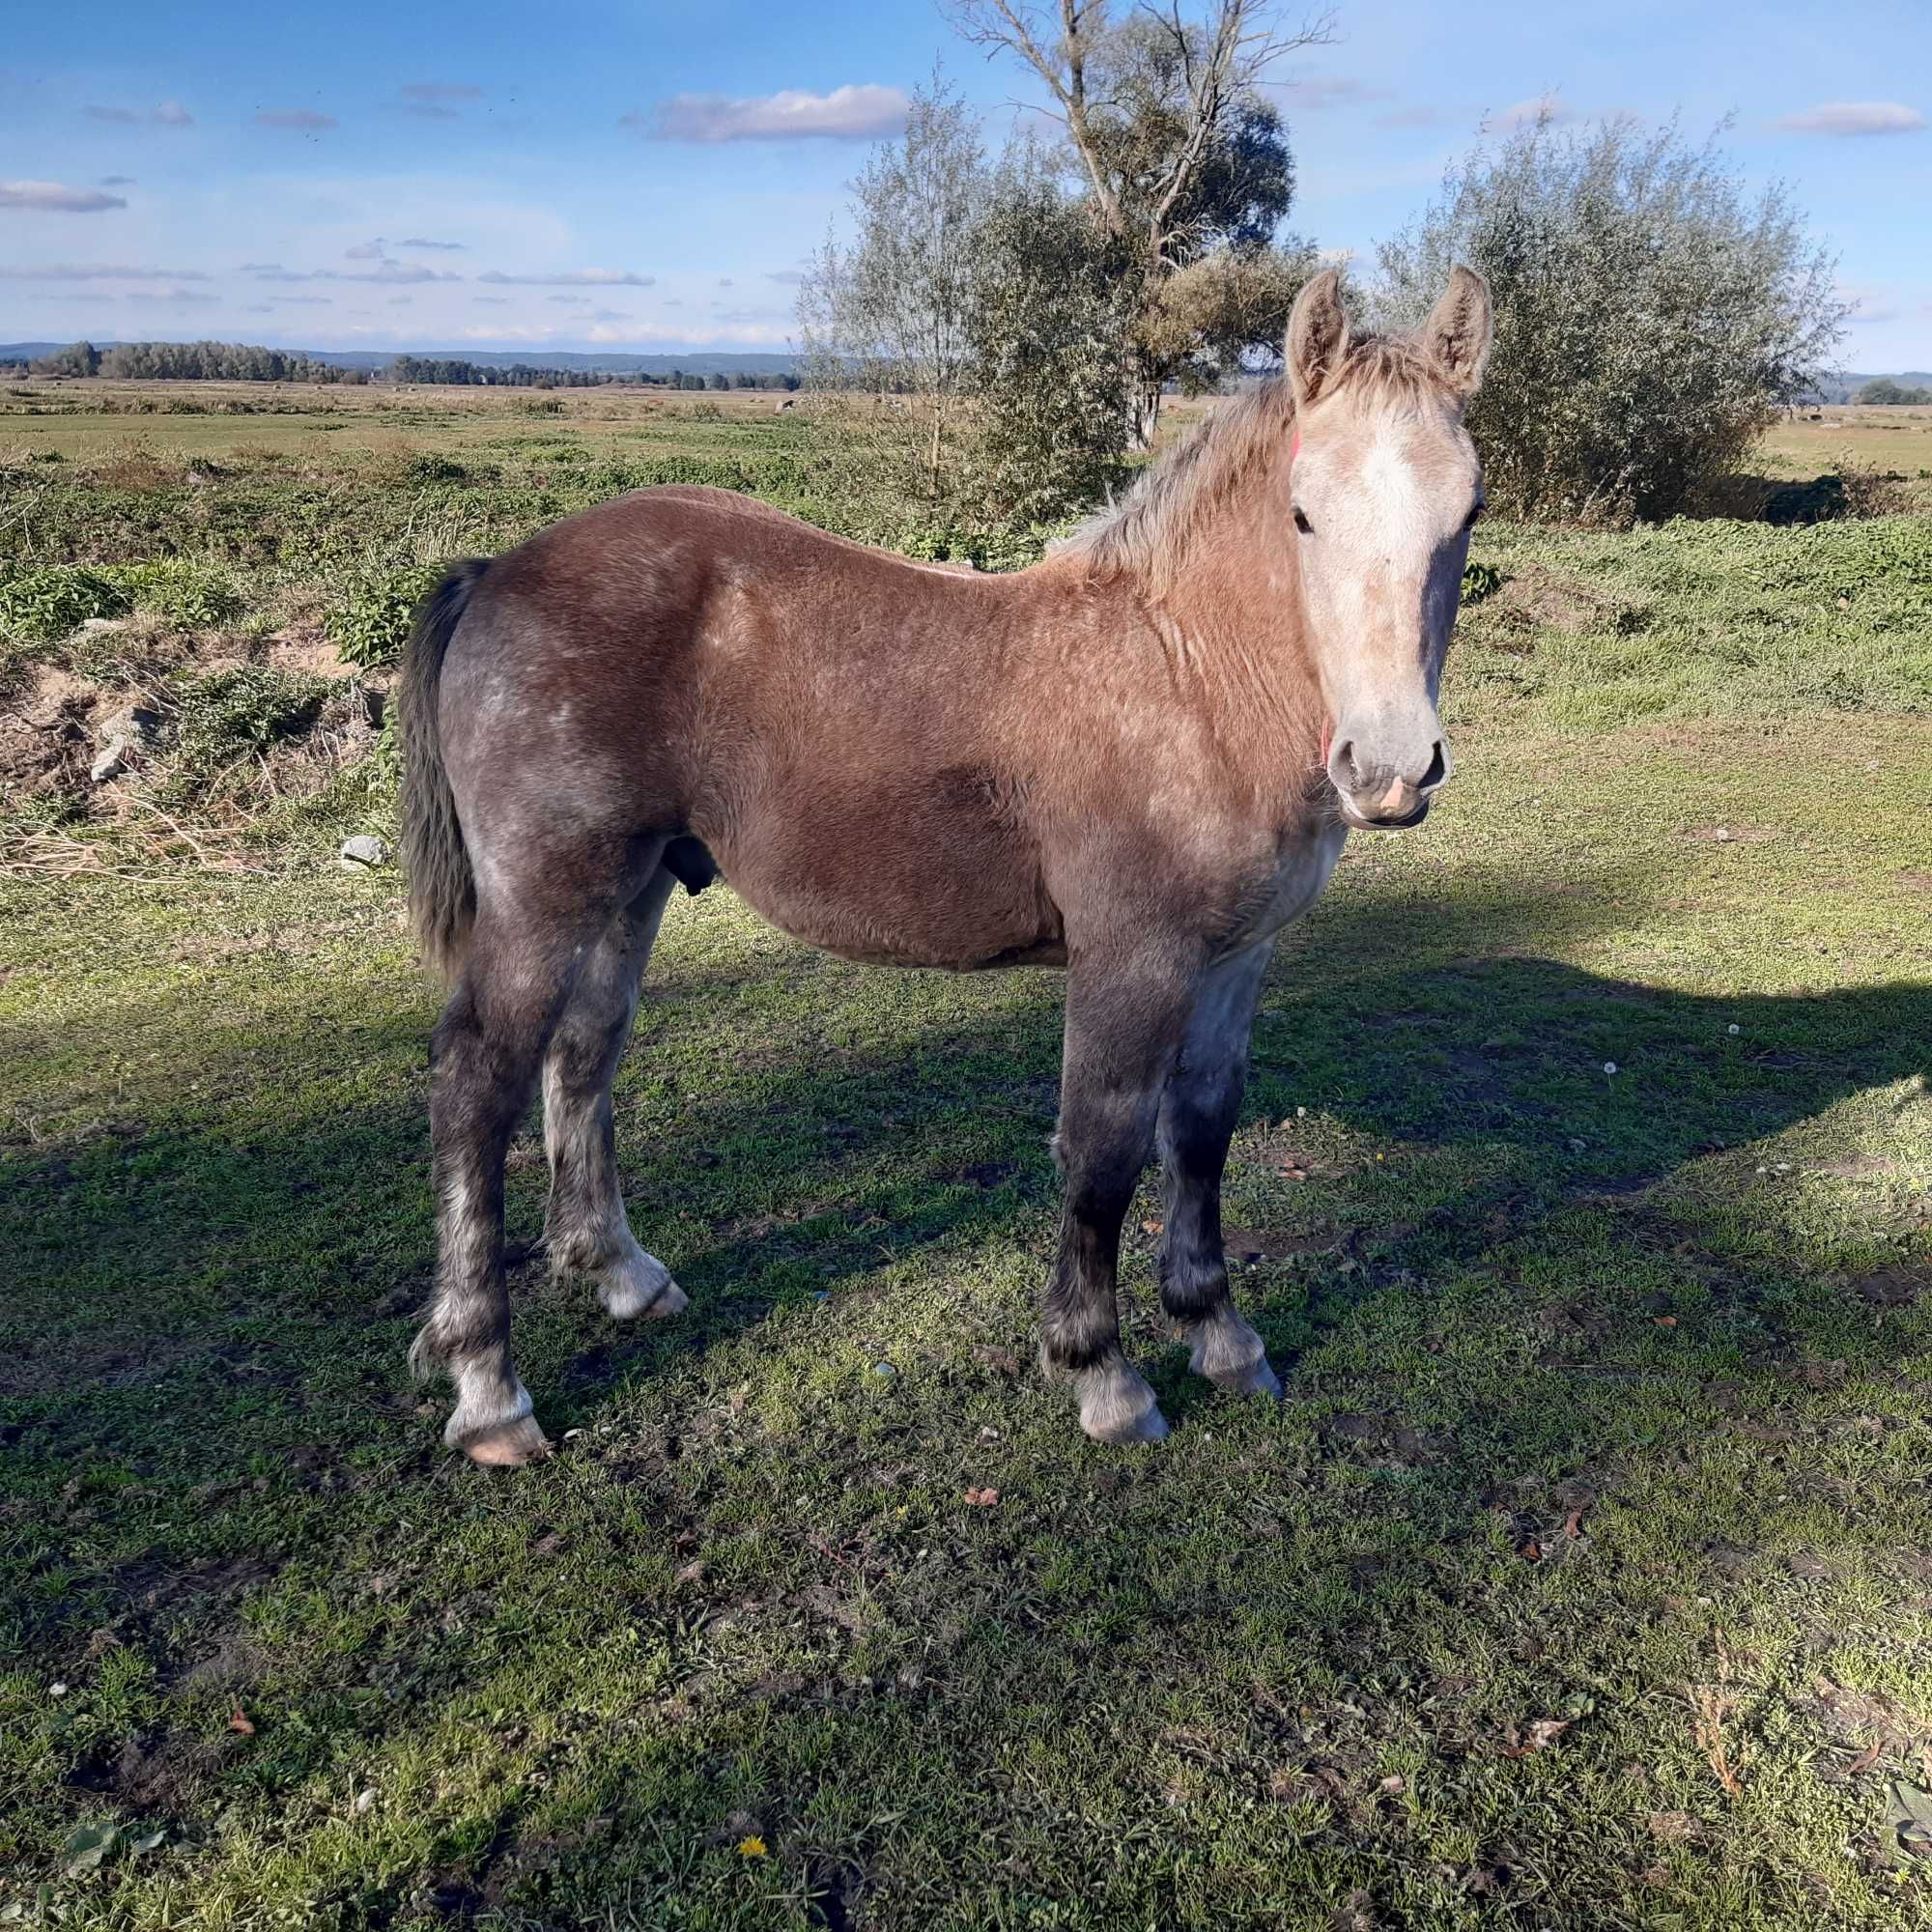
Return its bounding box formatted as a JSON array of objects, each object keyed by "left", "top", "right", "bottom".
[
  {"left": 1776, "top": 101, "right": 1926, "bottom": 137},
  {"left": 478, "top": 268, "right": 653, "bottom": 287},
  {"left": 399, "top": 237, "right": 466, "bottom": 251},
  {"left": 630, "top": 84, "right": 907, "bottom": 143},
  {"left": 153, "top": 99, "right": 193, "bottom": 128},
  {"left": 256, "top": 110, "right": 337, "bottom": 132},
  {"left": 1, "top": 180, "right": 128, "bottom": 213},
  {"left": 1487, "top": 92, "right": 1577, "bottom": 133},
  {"left": 765, "top": 269, "right": 807, "bottom": 287}
]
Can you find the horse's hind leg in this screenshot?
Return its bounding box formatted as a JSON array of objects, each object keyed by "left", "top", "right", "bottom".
[
  {"left": 542, "top": 866, "right": 686, "bottom": 1321},
  {"left": 414, "top": 849, "right": 656, "bottom": 1466},
  {"left": 1156, "top": 942, "right": 1280, "bottom": 1399}
]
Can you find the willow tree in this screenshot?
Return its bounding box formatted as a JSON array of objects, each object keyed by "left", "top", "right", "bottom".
[{"left": 950, "top": 0, "right": 1332, "bottom": 443}]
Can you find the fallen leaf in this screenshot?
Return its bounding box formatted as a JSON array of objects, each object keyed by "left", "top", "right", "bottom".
[
  {"left": 1141, "top": 1217, "right": 1163, "bottom": 1236},
  {"left": 1653, "top": 1315, "right": 1678, "bottom": 1328},
  {"left": 228, "top": 1706, "right": 255, "bottom": 1736},
  {"left": 964, "top": 1486, "right": 1001, "bottom": 1508},
  {"left": 63, "top": 1822, "right": 121, "bottom": 1876},
  {"left": 1848, "top": 1739, "right": 1884, "bottom": 1776},
  {"left": 1885, "top": 1780, "right": 1932, "bottom": 1863},
  {"left": 1500, "top": 1718, "right": 1569, "bottom": 1757},
  {"left": 1517, "top": 1539, "right": 1544, "bottom": 1563},
  {"left": 1562, "top": 1506, "right": 1588, "bottom": 1540},
  {"left": 674, "top": 1560, "right": 706, "bottom": 1587}
]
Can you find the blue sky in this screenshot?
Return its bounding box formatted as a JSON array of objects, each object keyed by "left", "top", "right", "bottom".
[{"left": 4, "top": 0, "right": 1928, "bottom": 368}]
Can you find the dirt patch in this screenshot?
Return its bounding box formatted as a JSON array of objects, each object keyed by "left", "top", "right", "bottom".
[
  {"left": 67, "top": 1727, "right": 235, "bottom": 1812},
  {"left": 1489, "top": 563, "right": 1639, "bottom": 635},
  {"left": 0, "top": 666, "right": 97, "bottom": 803}
]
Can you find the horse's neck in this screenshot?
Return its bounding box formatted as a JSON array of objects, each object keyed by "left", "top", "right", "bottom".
[{"left": 1152, "top": 468, "right": 1321, "bottom": 770}]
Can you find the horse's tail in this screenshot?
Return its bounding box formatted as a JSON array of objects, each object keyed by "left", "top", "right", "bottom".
[{"left": 398, "top": 557, "right": 490, "bottom": 981}]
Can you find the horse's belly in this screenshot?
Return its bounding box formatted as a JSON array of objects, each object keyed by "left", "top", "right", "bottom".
[{"left": 709, "top": 788, "right": 1062, "bottom": 972}]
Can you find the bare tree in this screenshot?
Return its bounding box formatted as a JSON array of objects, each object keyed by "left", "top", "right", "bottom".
[
  {"left": 950, "top": 0, "right": 1334, "bottom": 442},
  {"left": 796, "top": 82, "right": 989, "bottom": 503}
]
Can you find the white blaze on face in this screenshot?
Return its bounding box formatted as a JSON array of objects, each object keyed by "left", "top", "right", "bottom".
[{"left": 1293, "top": 396, "right": 1479, "bottom": 808}]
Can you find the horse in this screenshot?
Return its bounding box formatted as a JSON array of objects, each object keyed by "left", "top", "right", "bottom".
[{"left": 397, "top": 267, "right": 1494, "bottom": 1465}]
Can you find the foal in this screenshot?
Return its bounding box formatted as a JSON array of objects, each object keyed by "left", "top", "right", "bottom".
[{"left": 399, "top": 268, "right": 1493, "bottom": 1464}]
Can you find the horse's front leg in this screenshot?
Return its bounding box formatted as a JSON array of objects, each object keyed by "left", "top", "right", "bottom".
[
  {"left": 1156, "top": 941, "right": 1282, "bottom": 1399},
  {"left": 1043, "top": 948, "right": 1203, "bottom": 1443}
]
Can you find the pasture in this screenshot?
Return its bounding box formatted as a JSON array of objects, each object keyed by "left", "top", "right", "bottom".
[{"left": 2, "top": 382, "right": 1930, "bottom": 1929}]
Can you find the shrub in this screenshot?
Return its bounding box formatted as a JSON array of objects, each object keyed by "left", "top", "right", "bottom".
[
  {"left": 325, "top": 564, "right": 444, "bottom": 668},
  {"left": 1376, "top": 117, "right": 1847, "bottom": 523},
  {"left": 404, "top": 452, "right": 468, "bottom": 484},
  {"left": 163, "top": 665, "right": 329, "bottom": 801},
  {"left": 106, "top": 560, "right": 244, "bottom": 627},
  {"left": 0, "top": 565, "right": 130, "bottom": 641}
]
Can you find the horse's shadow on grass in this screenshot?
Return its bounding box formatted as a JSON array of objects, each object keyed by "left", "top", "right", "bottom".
[{"left": 1, "top": 865, "right": 1923, "bottom": 1470}]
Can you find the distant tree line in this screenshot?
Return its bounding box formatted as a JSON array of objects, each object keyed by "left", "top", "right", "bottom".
[
  {"left": 382, "top": 357, "right": 799, "bottom": 391},
  {"left": 1855, "top": 377, "right": 1932, "bottom": 406},
  {"left": 19, "top": 339, "right": 804, "bottom": 391},
  {"left": 28, "top": 340, "right": 367, "bottom": 382}
]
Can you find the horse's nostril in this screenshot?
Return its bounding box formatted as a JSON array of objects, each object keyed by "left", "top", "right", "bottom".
[
  {"left": 1330, "top": 739, "right": 1358, "bottom": 788},
  {"left": 1419, "top": 741, "right": 1449, "bottom": 791}
]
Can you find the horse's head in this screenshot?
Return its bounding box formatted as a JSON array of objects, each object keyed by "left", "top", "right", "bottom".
[{"left": 1285, "top": 266, "right": 1492, "bottom": 830}]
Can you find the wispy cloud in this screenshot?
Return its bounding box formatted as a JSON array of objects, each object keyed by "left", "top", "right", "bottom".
[
  {"left": 588, "top": 307, "right": 630, "bottom": 322},
  {"left": 256, "top": 110, "right": 337, "bottom": 132},
  {"left": 547, "top": 294, "right": 590, "bottom": 306},
  {"left": 629, "top": 84, "right": 907, "bottom": 143},
  {"left": 764, "top": 270, "right": 807, "bottom": 287},
  {"left": 472, "top": 296, "right": 510, "bottom": 305},
  {"left": 1, "top": 180, "right": 128, "bottom": 213},
  {"left": 247, "top": 260, "right": 462, "bottom": 285},
  {"left": 402, "top": 83, "right": 483, "bottom": 102},
  {"left": 399, "top": 237, "right": 466, "bottom": 251},
  {"left": 84, "top": 99, "right": 193, "bottom": 128},
  {"left": 478, "top": 268, "right": 654, "bottom": 287},
  {"left": 1378, "top": 103, "right": 1449, "bottom": 129},
  {"left": 1487, "top": 92, "right": 1577, "bottom": 133},
  {"left": 1776, "top": 100, "right": 1926, "bottom": 137},
  {"left": 0, "top": 262, "right": 208, "bottom": 280},
  {"left": 99, "top": 174, "right": 136, "bottom": 187},
  {"left": 1282, "top": 77, "right": 1393, "bottom": 110}
]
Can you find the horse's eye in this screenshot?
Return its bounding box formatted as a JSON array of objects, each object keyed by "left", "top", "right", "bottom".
[
  {"left": 1463, "top": 500, "right": 1484, "bottom": 531},
  {"left": 1293, "top": 506, "right": 1314, "bottom": 536}
]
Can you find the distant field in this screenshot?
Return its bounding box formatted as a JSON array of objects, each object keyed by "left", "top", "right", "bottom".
[
  {"left": 7, "top": 380, "right": 1932, "bottom": 499},
  {"left": 2, "top": 382, "right": 1930, "bottom": 1930}
]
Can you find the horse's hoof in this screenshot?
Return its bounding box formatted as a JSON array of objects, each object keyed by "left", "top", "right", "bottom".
[
  {"left": 1186, "top": 1313, "right": 1281, "bottom": 1398},
  {"left": 1205, "top": 1354, "right": 1282, "bottom": 1400},
  {"left": 602, "top": 1255, "right": 687, "bottom": 1321},
  {"left": 458, "top": 1414, "right": 554, "bottom": 1467},
  {"left": 1078, "top": 1364, "right": 1170, "bottom": 1444}
]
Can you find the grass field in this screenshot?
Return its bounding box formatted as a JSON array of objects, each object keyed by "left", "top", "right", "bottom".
[{"left": 2, "top": 384, "right": 1930, "bottom": 1929}]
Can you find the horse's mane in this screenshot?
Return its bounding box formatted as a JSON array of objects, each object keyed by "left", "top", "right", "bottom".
[{"left": 1056, "top": 333, "right": 1449, "bottom": 596}]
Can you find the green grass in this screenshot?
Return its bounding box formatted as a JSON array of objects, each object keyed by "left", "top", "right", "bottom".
[{"left": 2, "top": 397, "right": 1931, "bottom": 1929}]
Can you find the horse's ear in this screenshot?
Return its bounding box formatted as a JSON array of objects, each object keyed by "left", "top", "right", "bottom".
[
  {"left": 1286, "top": 268, "right": 1350, "bottom": 410},
  {"left": 1424, "top": 265, "right": 1492, "bottom": 400}
]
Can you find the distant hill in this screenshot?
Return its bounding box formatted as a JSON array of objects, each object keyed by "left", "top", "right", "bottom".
[{"left": 0, "top": 341, "right": 797, "bottom": 378}]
